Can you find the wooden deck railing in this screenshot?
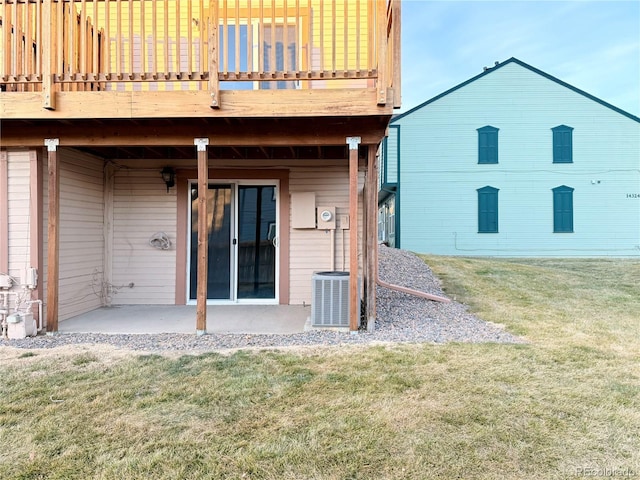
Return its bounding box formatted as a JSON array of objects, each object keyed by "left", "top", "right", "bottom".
[{"left": 0, "top": 0, "right": 400, "bottom": 108}]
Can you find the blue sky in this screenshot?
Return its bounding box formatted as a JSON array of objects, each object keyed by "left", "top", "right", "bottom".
[{"left": 399, "top": 0, "right": 640, "bottom": 116}]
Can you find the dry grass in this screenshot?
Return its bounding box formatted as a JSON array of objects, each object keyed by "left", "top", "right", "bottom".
[
  {"left": 1, "top": 257, "right": 639, "bottom": 479},
  {"left": 423, "top": 256, "right": 640, "bottom": 355}
]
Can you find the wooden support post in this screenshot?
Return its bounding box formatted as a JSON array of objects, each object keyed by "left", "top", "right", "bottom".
[
  {"left": 347, "top": 136, "right": 361, "bottom": 332},
  {"left": 0, "top": 152, "right": 8, "bottom": 275},
  {"left": 195, "top": 138, "right": 209, "bottom": 334},
  {"left": 103, "top": 163, "right": 115, "bottom": 306},
  {"left": 42, "top": 0, "right": 56, "bottom": 110},
  {"left": 392, "top": 0, "right": 402, "bottom": 108},
  {"left": 29, "top": 150, "right": 43, "bottom": 329},
  {"left": 45, "top": 138, "right": 60, "bottom": 333},
  {"left": 365, "top": 145, "right": 378, "bottom": 332},
  {"left": 376, "top": 0, "right": 387, "bottom": 106}
]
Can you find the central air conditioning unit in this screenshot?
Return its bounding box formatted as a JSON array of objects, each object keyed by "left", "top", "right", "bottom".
[{"left": 311, "top": 271, "right": 351, "bottom": 327}]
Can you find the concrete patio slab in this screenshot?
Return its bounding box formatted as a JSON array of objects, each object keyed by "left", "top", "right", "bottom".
[{"left": 59, "top": 305, "right": 311, "bottom": 335}]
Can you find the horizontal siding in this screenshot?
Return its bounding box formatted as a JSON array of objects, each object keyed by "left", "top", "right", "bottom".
[
  {"left": 397, "top": 62, "right": 640, "bottom": 256},
  {"left": 111, "top": 169, "right": 177, "bottom": 304},
  {"left": 58, "top": 149, "right": 105, "bottom": 320},
  {"left": 385, "top": 127, "right": 398, "bottom": 184},
  {"left": 6, "top": 151, "right": 30, "bottom": 294},
  {"left": 289, "top": 165, "right": 364, "bottom": 305}
]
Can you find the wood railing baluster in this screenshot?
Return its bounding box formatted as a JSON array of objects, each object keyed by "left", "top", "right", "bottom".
[
  {"left": 92, "top": 0, "right": 99, "bottom": 78},
  {"left": 343, "top": 0, "right": 348, "bottom": 74},
  {"left": 234, "top": 0, "right": 239, "bottom": 77},
  {"left": 376, "top": 0, "right": 386, "bottom": 105},
  {"left": 140, "top": 0, "right": 145, "bottom": 78},
  {"left": 0, "top": 0, "right": 398, "bottom": 107},
  {"left": 187, "top": 0, "right": 192, "bottom": 75},
  {"left": 198, "top": 0, "right": 204, "bottom": 75},
  {"left": 331, "top": 0, "right": 335, "bottom": 74},
  {"left": 42, "top": 0, "right": 55, "bottom": 108},
  {"left": 128, "top": 0, "right": 133, "bottom": 79},
  {"left": 163, "top": 0, "right": 168, "bottom": 78},
  {"left": 209, "top": 0, "right": 219, "bottom": 107},
  {"left": 10, "top": 1, "right": 19, "bottom": 76},
  {"left": 269, "top": 0, "right": 275, "bottom": 78},
  {"left": 175, "top": 0, "right": 180, "bottom": 77},
  {"left": 151, "top": 0, "right": 157, "bottom": 78},
  {"left": 247, "top": 0, "right": 252, "bottom": 78}
]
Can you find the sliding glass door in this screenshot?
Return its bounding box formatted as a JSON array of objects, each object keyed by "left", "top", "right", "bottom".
[
  {"left": 189, "top": 182, "right": 277, "bottom": 302},
  {"left": 189, "top": 185, "right": 233, "bottom": 300},
  {"left": 237, "top": 185, "right": 277, "bottom": 299}
]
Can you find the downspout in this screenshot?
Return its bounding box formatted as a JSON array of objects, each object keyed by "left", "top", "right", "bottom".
[{"left": 376, "top": 271, "right": 451, "bottom": 303}]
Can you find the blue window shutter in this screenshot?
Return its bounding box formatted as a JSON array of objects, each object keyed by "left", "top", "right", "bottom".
[
  {"left": 478, "top": 126, "right": 499, "bottom": 164},
  {"left": 553, "top": 185, "right": 574, "bottom": 232},
  {"left": 477, "top": 186, "right": 499, "bottom": 233},
  {"left": 552, "top": 125, "right": 573, "bottom": 163}
]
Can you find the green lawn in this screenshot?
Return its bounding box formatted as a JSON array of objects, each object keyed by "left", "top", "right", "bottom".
[{"left": 1, "top": 257, "right": 639, "bottom": 479}]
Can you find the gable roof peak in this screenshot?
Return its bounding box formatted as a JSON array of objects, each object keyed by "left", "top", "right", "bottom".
[{"left": 392, "top": 57, "right": 639, "bottom": 124}]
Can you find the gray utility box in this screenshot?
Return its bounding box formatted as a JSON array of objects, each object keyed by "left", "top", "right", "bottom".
[{"left": 311, "top": 271, "right": 350, "bottom": 327}]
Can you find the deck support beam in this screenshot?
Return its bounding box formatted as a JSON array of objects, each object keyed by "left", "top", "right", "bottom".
[
  {"left": 347, "top": 136, "right": 361, "bottom": 332},
  {"left": 365, "top": 145, "right": 378, "bottom": 331},
  {"left": 0, "top": 152, "right": 8, "bottom": 276},
  {"left": 195, "top": 137, "right": 210, "bottom": 335},
  {"left": 29, "top": 150, "right": 44, "bottom": 329},
  {"left": 45, "top": 138, "right": 60, "bottom": 333}
]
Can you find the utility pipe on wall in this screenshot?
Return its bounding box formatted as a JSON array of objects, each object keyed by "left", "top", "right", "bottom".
[
  {"left": 27, "top": 299, "right": 44, "bottom": 331},
  {"left": 330, "top": 229, "right": 335, "bottom": 271}
]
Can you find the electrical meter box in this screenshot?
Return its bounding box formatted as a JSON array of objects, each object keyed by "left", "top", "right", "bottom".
[{"left": 316, "top": 206, "right": 336, "bottom": 230}]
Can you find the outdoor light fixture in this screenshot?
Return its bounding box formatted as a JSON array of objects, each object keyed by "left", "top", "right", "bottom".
[{"left": 161, "top": 167, "right": 176, "bottom": 192}]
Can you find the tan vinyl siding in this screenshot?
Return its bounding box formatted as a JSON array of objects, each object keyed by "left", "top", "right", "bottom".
[
  {"left": 6, "top": 150, "right": 31, "bottom": 288},
  {"left": 111, "top": 169, "right": 177, "bottom": 304},
  {"left": 41, "top": 155, "right": 48, "bottom": 322},
  {"left": 288, "top": 164, "right": 363, "bottom": 305},
  {"left": 57, "top": 150, "right": 105, "bottom": 320}
]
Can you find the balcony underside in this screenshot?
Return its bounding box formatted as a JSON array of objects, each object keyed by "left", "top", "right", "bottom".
[{"left": 0, "top": 112, "right": 390, "bottom": 161}]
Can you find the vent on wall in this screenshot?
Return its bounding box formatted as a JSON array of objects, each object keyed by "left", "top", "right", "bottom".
[{"left": 311, "top": 271, "right": 350, "bottom": 327}]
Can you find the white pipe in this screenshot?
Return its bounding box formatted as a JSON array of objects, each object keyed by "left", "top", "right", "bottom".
[
  {"left": 330, "top": 229, "right": 335, "bottom": 270},
  {"left": 1, "top": 291, "right": 9, "bottom": 338},
  {"left": 342, "top": 228, "right": 346, "bottom": 271},
  {"left": 0, "top": 289, "right": 24, "bottom": 337},
  {"left": 26, "top": 299, "right": 44, "bottom": 331}
]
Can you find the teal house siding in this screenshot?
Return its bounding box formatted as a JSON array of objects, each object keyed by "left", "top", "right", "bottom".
[
  {"left": 384, "top": 58, "right": 640, "bottom": 257},
  {"left": 383, "top": 126, "right": 399, "bottom": 185},
  {"left": 378, "top": 125, "right": 400, "bottom": 246}
]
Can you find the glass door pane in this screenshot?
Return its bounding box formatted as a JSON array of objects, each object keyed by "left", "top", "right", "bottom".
[
  {"left": 237, "top": 185, "right": 276, "bottom": 299},
  {"left": 190, "top": 185, "right": 233, "bottom": 300}
]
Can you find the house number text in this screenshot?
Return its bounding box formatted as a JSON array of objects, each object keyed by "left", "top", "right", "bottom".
[{"left": 627, "top": 193, "right": 640, "bottom": 199}]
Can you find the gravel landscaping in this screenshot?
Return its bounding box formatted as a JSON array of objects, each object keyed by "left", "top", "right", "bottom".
[{"left": 2, "top": 246, "right": 522, "bottom": 353}]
